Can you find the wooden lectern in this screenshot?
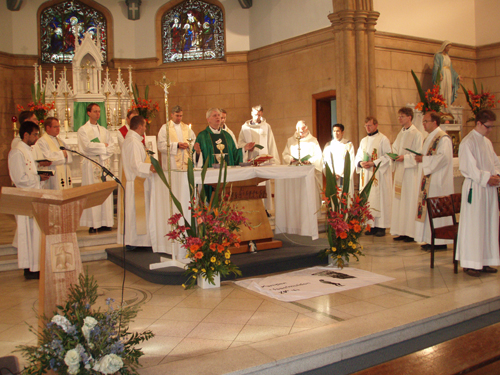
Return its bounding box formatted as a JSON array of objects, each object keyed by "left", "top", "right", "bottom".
[
  {"left": 223, "top": 178, "right": 282, "bottom": 254},
  {"left": 0, "top": 181, "right": 116, "bottom": 325}
]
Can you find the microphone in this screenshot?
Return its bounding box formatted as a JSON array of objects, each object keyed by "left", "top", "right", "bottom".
[{"left": 60, "top": 146, "right": 122, "bottom": 185}]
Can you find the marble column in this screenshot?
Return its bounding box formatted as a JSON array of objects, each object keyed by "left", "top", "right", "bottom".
[{"left": 329, "top": 0, "right": 379, "bottom": 146}]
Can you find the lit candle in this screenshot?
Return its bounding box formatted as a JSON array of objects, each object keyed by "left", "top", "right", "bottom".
[
  {"left": 122, "top": 119, "right": 126, "bottom": 126},
  {"left": 52, "top": 66, "right": 56, "bottom": 82},
  {"left": 189, "top": 124, "right": 192, "bottom": 131},
  {"left": 64, "top": 120, "right": 69, "bottom": 133}
]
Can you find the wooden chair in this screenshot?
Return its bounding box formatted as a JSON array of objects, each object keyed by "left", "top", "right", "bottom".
[{"left": 426, "top": 195, "right": 459, "bottom": 274}]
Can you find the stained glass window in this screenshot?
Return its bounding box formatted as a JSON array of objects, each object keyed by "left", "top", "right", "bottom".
[
  {"left": 40, "top": 0, "right": 107, "bottom": 64},
  {"left": 161, "top": 0, "right": 224, "bottom": 63}
]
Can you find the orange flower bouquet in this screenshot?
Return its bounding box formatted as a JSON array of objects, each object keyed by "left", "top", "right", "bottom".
[
  {"left": 461, "top": 80, "right": 500, "bottom": 122},
  {"left": 131, "top": 84, "right": 159, "bottom": 125},
  {"left": 151, "top": 156, "right": 248, "bottom": 289},
  {"left": 411, "top": 70, "right": 447, "bottom": 113},
  {"left": 319, "top": 153, "right": 378, "bottom": 268},
  {"left": 17, "top": 83, "right": 55, "bottom": 124}
]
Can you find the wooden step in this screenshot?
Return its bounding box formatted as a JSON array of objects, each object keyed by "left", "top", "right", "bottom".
[{"left": 353, "top": 322, "right": 500, "bottom": 375}]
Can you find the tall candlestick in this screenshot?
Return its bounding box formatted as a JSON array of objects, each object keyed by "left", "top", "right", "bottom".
[
  {"left": 34, "top": 63, "right": 38, "bottom": 86},
  {"left": 39, "top": 66, "right": 42, "bottom": 88},
  {"left": 64, "top": 120, "right": 69, "bottom": 133},
  {"left": 52, "top": 66, "right": 56, "bottom": 82}
]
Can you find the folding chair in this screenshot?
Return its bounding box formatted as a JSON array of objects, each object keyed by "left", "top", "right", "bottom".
[{"left": 426, "top": 195, "right": 459, "bottom": 274}]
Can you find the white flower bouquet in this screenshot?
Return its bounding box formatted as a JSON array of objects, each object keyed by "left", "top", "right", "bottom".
[{"left": 16, "top": 274, "right": 153, "bottom": 374}]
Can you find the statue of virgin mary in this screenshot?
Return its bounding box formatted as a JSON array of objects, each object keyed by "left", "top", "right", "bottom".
[{"left": 432, "top": 40, "right": 460, "bottom": 105}]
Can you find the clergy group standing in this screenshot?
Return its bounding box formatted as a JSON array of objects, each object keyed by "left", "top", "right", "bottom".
[
  {"left": 157, "top": 105, "right": 202, "bottom": 170},
  {"left": 390, "top": 108, "right": 423, "bottom": 243},
  {"left": 322, "top": 123, "right": 355, "bottom": 194},
  {"left": 33, "top": 117, "right": 73, "bottom": 190},
  {"left": 413, "top": 111, "right": 454, "bottom": 249},
  {"left": 8, "top": 121, "right": 50, "bottom": 279},
  {"left": 120, "top": 115, "right": 157, "bottom": 249},
  {"left": 196, "top": 108, "right": 254, "bottom": 167},
  {"left": 77, "top": 103, "right": 115, "bottom": 233},
  {"left": 354, "top": 117, "right": 393, "bottom": 237},
  {"left": 456, "top": 109, "right": 500, "bottom": 277}
]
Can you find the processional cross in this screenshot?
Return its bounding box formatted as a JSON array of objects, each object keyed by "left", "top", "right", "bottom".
[{"left": 154, "top": 75, "right": 175, "bottom": 216}]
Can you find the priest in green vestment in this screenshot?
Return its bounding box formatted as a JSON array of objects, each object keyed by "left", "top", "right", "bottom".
[{"left": 195, "top": 108, "right": 255, "bottom": 166}]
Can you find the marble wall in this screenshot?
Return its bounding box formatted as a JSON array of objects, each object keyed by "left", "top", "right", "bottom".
[{"left": 2, "top": 29, "right": 500, "bottom": 186}]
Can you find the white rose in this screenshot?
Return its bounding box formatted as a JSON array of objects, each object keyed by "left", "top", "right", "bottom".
[
  {"left": 51, "top": 315, "right": 71, "bottom": 332},
  {"left": 82, "top": 316, "right": 98, "bottom": 341},
  {"left": 95, "top": 354, "right": 123, "bottom": 374},
  {"left": 64, "top": 349, "right": 80, "bottom": 374}
]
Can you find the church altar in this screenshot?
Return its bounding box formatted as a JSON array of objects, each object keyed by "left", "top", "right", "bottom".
[{"left": 149, "top": 164, "right": 320, "bottom": 260}]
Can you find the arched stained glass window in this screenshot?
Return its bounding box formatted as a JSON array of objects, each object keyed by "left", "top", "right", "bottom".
[
  {"left": 161, "top": 0, "right": 224, "bottom": 63},
  {"left": 40, "top": 0, "right": 107, "bottom": 64}
]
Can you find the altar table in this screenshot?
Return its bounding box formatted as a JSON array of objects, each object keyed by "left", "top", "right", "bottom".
[{"left": 149, "top": 164, "right": 319, "bottom": 260}]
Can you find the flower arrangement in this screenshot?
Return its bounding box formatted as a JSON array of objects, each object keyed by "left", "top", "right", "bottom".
[
  {"left": 17, "top": 83, "right": 55, "bottom": 124},
  {"left": 131, "top": 84, "right": 159, "bottom": 124},
  {"left": 411, "top": 70, "right": 447, "bottom": 113},
  {"left": 461, "top": 80, "right": 500, "bottom": 122},
  {"left": 151, "top": 156, "right": 248, "bottom": 289},
  {"left": 16, "top": 273, "right": 154, "bottom": 375},
  {"left": 319, "top": 153, "right": 378, "bottom": 268}
]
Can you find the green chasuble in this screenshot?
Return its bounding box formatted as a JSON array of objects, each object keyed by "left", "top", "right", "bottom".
[{"left": 196, "top": 126, "right": 243, "bottom": 167}]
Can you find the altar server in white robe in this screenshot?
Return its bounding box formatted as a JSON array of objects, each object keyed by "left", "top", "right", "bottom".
[
  {"left": 77, "top": 103, "right": 115, "bottom": 233},
  {"left": 119, "top": 115, "right": 156, "bottom": 249},
  {"left": 456, "top": 109, "right": 500, "bottom": 277},
  {"left": 117, "top": 109, "right": 139, "bottom": 149},
  {"left": 8, "top": 121, "right": 50, "bottom": 279},
  {"left": 220, "top": 109, "right": 238, "bottom": 146},
  {"left": 33, "top": 117, "right": 73, "bottom": 190},
  {"left": 414, "top": 112, "right": 454, "bottom": 249},
  {"left": 390, "top": 108, "right": 423, "bottom": 242},
  {"left": 354, "top": 117, "right": 392, "bottom": 237},
  {"left": 239, "top": 105, "right": 281, "bottom": 210},
  {"left": 322, "top": 123, "right": 355, "bottom": 195},
  {"left": 157, "top": 105, "right": 202, "bottom": 170},
  {"left": 11, "top": 111, "right": 39, "bottom": 151},
  {"left": 282, "top": 121, "right": 323, "bottom": 207},
  {"left": 238, "top": 105, "right": 281, "bottom": 164}
]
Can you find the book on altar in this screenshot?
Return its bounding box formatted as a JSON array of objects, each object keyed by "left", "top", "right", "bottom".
[
  {"left": 37, "top": 170, "right": 54, "bottom": 176},
  {"left": 404, "top": 147, "right": 422, "bottom": 156},
  {"left": 249, "top": 154, "right": 273, "bottom": 166}
]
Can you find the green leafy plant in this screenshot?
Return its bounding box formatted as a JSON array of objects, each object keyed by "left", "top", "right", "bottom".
[
  {"left": 319, "top": 153, "right": 379, "bottom": 268},
  {"left": 151, "top": 155, "right": 248, "bottom": 289}
]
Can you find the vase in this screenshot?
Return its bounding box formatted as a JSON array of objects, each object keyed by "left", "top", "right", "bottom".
[
  {"left": 197, "top": 273, "right": 220, "bottom": 289},
  {"left": 328, "top": 254, "right": 349, "bottom": 268}
]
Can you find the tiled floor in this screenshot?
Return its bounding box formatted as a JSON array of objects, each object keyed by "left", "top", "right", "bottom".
[{"left": 0, "top": 214, "right": 499, "bottom": 374}]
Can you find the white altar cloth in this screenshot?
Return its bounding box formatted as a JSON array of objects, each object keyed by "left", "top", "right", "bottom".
[{"left": 149, "top": 164, "right": 319, "bottom": 259}]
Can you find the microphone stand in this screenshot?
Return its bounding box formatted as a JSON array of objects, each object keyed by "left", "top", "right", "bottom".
[{"left": 60, "top": 146, "right": 122, "bottom": 186}]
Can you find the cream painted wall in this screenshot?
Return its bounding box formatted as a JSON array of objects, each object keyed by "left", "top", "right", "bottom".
[
  {"left": 0, "top": 7, "right": 13, "bottom": 53},
  {"left": 1, "top": 0, "right": 250, "bottom": 57},
  {"left": 374, "top": 0, "right": 476, "bottom": 46},
  {"left": 475, "top": 0, "right": 500, "bottom": 46},
  {"left": 248, "top": 0, "right": 333, "bottom": 50},
  {"left": 2, "top": 0, "right": 499, "bottom": 57}
]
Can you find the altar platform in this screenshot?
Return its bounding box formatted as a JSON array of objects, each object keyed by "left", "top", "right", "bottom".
[
  {"left": 106, "top": 234, "right": 329, "bottom": 285},
  {"left": 0, "top": 231, "right": 498, "bottom": 375}
]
